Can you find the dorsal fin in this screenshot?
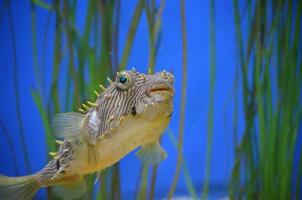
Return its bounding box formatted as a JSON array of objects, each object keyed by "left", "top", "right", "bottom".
[{"left": 52, "top": 112, "right": 85, "bottom": 139}]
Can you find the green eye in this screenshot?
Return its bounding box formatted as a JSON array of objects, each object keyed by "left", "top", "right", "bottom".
[{"left": 119, "top": 75, "right": 128, "bottom": 84}]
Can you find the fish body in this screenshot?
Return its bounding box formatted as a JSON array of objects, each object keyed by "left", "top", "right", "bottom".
[
  {"left": 0, "top": 69, "right": 174, "bottom": 200},
  {"left": 78, "top": 103, "right": 171, "bottom": 174}
]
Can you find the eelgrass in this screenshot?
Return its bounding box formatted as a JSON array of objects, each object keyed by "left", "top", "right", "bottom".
[
  {"left": 7, "top": 0, "right": 31, "bottom": 173},
  {"left": 119, "top": 0, "right": 145, "bottom": 70},
  {"left": 167, "top": 128, "right": 198, "bottom": 199},
  {"left": 201, "top": 0, "right": 216, "bottom": 199},
  {"left": 230, "top": 1, "right": 302, "bottom": 199},
  {"left": 0, "top": 118, "right": 19, "bottom": 175},
  {"left": 136, "top": 1, "right": 165, "bottom": 199},
  {"left": 167, "top": 0, "right": 188, "bottom": 198}
]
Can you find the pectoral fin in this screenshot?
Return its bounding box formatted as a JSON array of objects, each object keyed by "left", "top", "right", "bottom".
[
  {"left": 136, "top": 140, "right": 167, "bottom": 165},
  {"left": 52, "top": 112, "right": 85, "bottom": 139}
]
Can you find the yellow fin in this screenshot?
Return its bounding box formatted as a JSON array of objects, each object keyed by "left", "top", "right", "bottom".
[
  {"left": 136, "top": 140, "right": 167, "bottom": 165},
  {"left": 52, "top": 112, "right": 85, "bottom": 139},
  {"left": 0, "top": 175, "right": 40, "bottom": 200}
]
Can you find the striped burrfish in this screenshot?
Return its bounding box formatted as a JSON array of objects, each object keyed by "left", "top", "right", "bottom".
[{"left": 0, "top": 69, "right": 174, "bottom": 200}]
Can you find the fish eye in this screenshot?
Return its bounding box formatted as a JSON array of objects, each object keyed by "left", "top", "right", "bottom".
[
  {"left": 116, "top": 72, "right": 133, "bottom": 90},
  {"left": 119, "top": 75, "right": 128, "bottom": 84}
]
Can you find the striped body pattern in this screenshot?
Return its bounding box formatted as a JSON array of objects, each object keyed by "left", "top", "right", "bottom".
[
  {"left": 37, "top": 141, "right": 75, "bottom": 183},
  {"left": 86, "top": 70, "right": 174, "bottom": 140},
  {"left": 0, "top": 69, "right": 175, "bottom": 200}
]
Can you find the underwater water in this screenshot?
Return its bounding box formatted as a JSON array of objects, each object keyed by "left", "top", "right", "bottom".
[{"left": 0, "top": 0, "right": 301, "bottom": 200}]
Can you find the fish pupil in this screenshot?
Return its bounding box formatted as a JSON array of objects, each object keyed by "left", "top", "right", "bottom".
[{"left": 119, "top": 75, "right": 128, "bottom": 84}]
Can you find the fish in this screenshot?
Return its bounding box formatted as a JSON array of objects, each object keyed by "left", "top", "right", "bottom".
[{"left": 0, "top": 69, "right": 174, "bottom": 200}]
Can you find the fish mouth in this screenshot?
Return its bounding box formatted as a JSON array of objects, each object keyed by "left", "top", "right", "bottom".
[{"left": 147, "top": 85, "right": 174, "bottom": 96}]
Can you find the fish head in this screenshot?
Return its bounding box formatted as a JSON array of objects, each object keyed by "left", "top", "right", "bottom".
[
  {"left": 98, "top": 69, "right": 174, "bottom": 127},
  {"left": 114, "top": 69, "right": 174, "bottom": 116}
]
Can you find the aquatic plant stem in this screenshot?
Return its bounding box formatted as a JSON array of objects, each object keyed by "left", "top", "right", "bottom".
[
  {"left": 7, "top": 0, "right": 31, "bottom": 173},
  {"left": 111, "top": 164, "right": 121, "bottom": 200},
  {"left": 113, "top": 0, "right": 120, "bottom": 71},
  {"left": 167, "top": 0, "right": 188, "bottom": 198},
  {"left": 148, "top": 165, "right": 157, "bottom": 200},
  {"left": 167, "top": 129, "right": 198, "bottom": 199},
  {"left": 231, "top": 1, "right": 302, "bottom": 199},
  {"left": 136, "top": 165, "right": 149, "bottom": 200},
  {"left": 137, "top": 1, "right": 166, "bottom": 198},
  {"left": 119, "top": 0, "right": 145, "bottom": 70},
  {"left": 140, "top": 1, "right": 166, "bottom": 199},
  {"left": 202, "top": 0, "right": 216, "bottom": 199},
  {"left": 31, "top": 90, "right": 56, "bottom": 152},
  {"left": 230, "top": 0, "right": 257, "bottom": 198},
  {"left": 30, "top": 3, "right": 42, "bottom": 96},
  {"left": 63, "top": 0, "right": 81, "bottom": 108},
  {"left": 0, "top": 118, "right": 19, "bottom": 175},
  {"left": 49, "top": 0, "right": 62, "bottom": 114}
]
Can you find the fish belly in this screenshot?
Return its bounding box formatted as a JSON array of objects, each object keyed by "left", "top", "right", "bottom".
[
  {"left": 79, "top": 106, "right": 170, "bottom": 174},
  {"left": 68, "top": 103, "right": 172, "bottom": 175}
]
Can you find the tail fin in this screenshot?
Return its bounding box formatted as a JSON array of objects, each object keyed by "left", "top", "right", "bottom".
[{"left": 0, "top": 175, "right": 40, "bottom": 200}]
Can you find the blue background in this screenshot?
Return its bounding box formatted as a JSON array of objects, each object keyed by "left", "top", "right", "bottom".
[{"left": 0, "top": 0, "right": 245, "bottom": 199}]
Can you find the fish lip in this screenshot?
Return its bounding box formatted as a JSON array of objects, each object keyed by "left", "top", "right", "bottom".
[{"left": 147, "top": 85, "right": 174, "bottom": 96}]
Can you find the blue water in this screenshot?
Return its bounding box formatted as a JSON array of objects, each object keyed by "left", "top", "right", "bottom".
[{"left": 2, "top": 0, "right": 299, "bottom": 199}]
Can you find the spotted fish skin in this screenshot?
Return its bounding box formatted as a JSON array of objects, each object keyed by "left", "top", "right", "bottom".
[{"left": 0, "top": 69, "right": 174, "bottom": 200}]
